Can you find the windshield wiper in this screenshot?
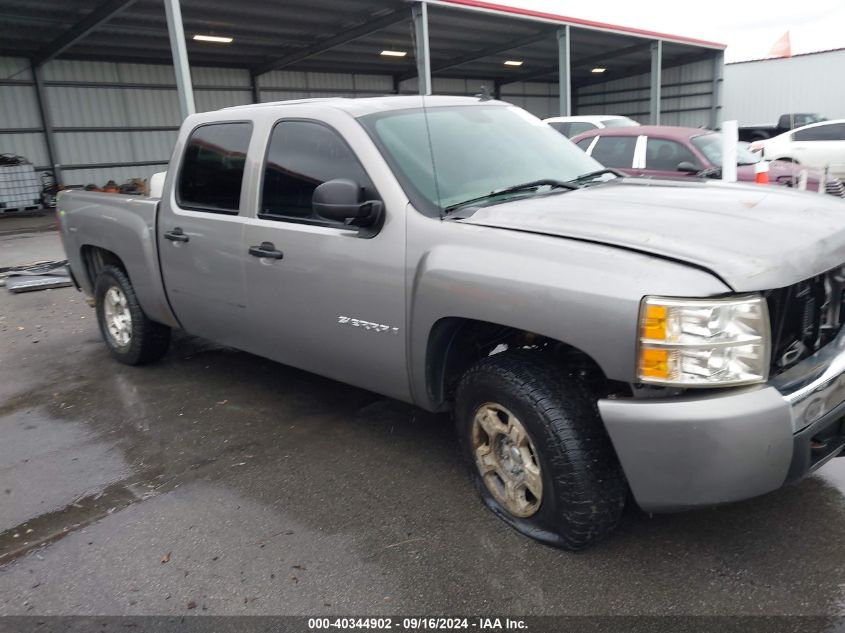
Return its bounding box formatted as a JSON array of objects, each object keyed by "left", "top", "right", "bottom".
[
  {"left": 566, "top": 168, "right": 625, "bottom": 185},
  {"left": 443, "top": 179, "right": 578, "bottom": 214},
  {"left": 697, "top": 166, "right": 722, "bottom": 178}
]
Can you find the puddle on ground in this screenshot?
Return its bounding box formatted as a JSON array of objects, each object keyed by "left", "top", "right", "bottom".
[
  {"left": 0, "top": 407, "right": 132, "bottom": 533},
  {"left": 0, "top": 405, "right": 153, "bottom": 562}
]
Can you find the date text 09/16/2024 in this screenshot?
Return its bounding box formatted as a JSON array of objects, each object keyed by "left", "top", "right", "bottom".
[{"left": 307, "top": 617, "right": 528, "bottom": 630}]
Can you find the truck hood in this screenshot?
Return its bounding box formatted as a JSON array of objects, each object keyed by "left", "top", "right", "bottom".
[{"left": 457, "top": 178, "right": 845, "bottom": 292}]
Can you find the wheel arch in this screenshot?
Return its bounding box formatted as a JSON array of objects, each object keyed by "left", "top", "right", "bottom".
[
  {"left": 80, "top": 244, "right": 127, "bottom": 290},
  {"left": 424, "top": 317, "right": 623, "bottom": 412},
  {"left": 79, "top": 243, "right": 180, "bottom": 329}
]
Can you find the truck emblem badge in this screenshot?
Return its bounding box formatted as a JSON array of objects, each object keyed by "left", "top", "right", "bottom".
[{"left": 338, "top": 316, "right": 399, "bottom": 334}]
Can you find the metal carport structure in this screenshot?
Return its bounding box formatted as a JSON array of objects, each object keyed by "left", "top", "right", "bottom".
[{"left": 0, "top": 0, "right": 725, "bottom": 185}]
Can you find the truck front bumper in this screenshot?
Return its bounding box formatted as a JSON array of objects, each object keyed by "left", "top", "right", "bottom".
[{"left": 599, "top": 328, "right": 845, "bottom": 512}]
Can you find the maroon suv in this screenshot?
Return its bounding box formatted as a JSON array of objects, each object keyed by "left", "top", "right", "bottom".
[{"left": 570, "top": 125, "right": 841, "bottom": 194}]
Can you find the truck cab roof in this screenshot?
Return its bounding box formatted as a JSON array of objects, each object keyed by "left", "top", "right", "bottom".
[{"left": 223, "top": 95, "right": 505, "bottom": 118}]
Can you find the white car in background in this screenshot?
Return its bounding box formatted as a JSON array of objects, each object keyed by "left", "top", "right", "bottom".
[
  {"left": 751, "top": 119, "right": 845, "bottom": 179},
  {"left": 544, "top": 115, "right": 640, "bottom": 139}
]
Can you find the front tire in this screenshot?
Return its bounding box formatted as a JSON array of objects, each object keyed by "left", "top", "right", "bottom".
[
  {"left": 455, "top": 351, "right": 626, "bottom": 550},
  {"left": 94, "top": 265, "right": 170, "bottom": 365}
]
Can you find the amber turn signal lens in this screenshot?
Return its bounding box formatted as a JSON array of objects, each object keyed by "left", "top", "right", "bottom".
[
  {"left": 642, "top": 304, "right": 667, "bottom": 341},
  {"left": 639, "top": 348, "right": 669, "bottom": 379}
]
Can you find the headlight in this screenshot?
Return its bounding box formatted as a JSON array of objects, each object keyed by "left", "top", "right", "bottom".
[{"left": 637, "top": 295, "right": 770, "bottom": 387}]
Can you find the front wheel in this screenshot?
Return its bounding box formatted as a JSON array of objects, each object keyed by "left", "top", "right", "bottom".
[
  {"left": 455, "top": 351, "right": 626, "bottom": 550},
  {"left": 94, "top": 265, "right": 170, "bottom": 365}
]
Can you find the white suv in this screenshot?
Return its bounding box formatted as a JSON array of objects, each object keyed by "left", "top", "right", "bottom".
[
  {"left": 751, "top": 119, "right": 845, "bottom": 179},
  {"left": 544, "top": 115, "right": 640, "bottom": 139}
]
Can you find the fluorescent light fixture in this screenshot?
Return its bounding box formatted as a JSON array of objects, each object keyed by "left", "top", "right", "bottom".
[
  {"left": 504, "top": 60, "right": 523, "bottom": 66},
  {"left": 193, "top": 34, "right": 233, "bottom": 43},
  {"left": 591, "top": 67, "right": 607, "bottom": 73},
  {"left": 380, "top": 50, "right": 407, "bottom": 57}
]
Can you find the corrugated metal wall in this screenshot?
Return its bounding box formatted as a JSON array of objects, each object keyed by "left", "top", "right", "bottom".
[
  {"left": 0, "top": 57, "right": 256, "bottom": 186},
  {"left": 723, "top": 49, "right": 845, "bottom": 125},
  {"left": 1, "top": 54, "right": 720, "bottom": 188},
  {"left": 1, "top": 56, "right": 568, "bottom": 188},
  {"left": 0, "top": 58, "right": 51, "bottom": 173},
  {"left": 575, "top": 58, "right": 718, "bottom": 127}
]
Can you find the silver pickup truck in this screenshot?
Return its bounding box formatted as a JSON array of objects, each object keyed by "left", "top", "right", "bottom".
[{"left": 58, "top": 96, "right": 845, "bottom": 549}]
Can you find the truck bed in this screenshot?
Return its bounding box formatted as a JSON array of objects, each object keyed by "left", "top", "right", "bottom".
[{"left": 57, "top": 190, "right": 179, "bottom": 328}]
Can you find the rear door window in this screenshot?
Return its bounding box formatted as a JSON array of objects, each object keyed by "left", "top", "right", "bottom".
[
  {"left": 177, "top": 122, "right": 252, "bottom": 213},
  {"left": 589, "top": 136, "right": 637, "bottom": 168},
  {"left": 793, "top": 123, "right": 845, "bottom": 142}
]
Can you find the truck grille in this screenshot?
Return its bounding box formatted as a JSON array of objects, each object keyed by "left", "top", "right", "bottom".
[
  {"left": 766, "top": 264, "right": 845, "bottom": 376},
  {"left": 826, "top": 178, "right": 845, "bottom": 199}
]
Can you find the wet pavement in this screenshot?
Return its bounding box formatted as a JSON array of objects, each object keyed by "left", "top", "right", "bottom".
[
  {"left": 3, "top": 230, "right": 845, "bottom": 618},
  {"left": 0, "top": 211, "right": 61, "bottom": 269}
]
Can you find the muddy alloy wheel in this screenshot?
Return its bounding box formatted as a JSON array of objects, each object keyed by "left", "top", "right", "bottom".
[
  {"left": 471, "top": 403, "right": 542, "bottom": 518},
  {"left": 455, "top": 351, "right": 627, "bottom": 549},
  {"left": 102, "top": 286, "right": 132, "bottom": 348},
  {"left": 94, "top": 264, "right": 171, "bottom": 365}
]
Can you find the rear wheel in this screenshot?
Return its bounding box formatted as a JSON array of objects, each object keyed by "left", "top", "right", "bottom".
[
  {"left": 455, "top": 351, "right": 626, "bottom": 550},
  {"left": 94, "top": 265, "right": 170, "bottom": 365}
]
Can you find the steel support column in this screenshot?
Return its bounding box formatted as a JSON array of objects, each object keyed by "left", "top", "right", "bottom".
[
  {"left": 709, "top": 50, "right": 724, "bottom": 130},
  {"left": 649, "top": 40, "right": 662, "bottom": 125},
  {"left": 557, "top": 25, "right": 571, "bottom": 116},
  {"left": 31, "top": 63, "right": 61, "bottom": 184},
  {"left": 250, "top": 72, "right": 261, "bottom": 104},
  {"left": 412, "top": 2, "right": 432, "bottom": 96},
  {"left": 163, "top": 0, "right": 195, "bottom": 119}
]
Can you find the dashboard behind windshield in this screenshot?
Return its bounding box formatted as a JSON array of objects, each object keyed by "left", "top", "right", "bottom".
[{"left": 692, "top": 133, "right": 762, "bottom": 167}]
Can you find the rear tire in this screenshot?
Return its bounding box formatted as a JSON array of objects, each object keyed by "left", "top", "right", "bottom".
[
  {"left": 94, "top": 265, "right": 170, "bottom": 365},
  {"left": 455, "top": 351, "right": 626, "bottom": 550}
]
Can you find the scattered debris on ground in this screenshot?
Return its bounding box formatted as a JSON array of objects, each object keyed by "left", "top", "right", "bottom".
[{"left": 1, "top": 259, "right": 70, "bottom": 293}]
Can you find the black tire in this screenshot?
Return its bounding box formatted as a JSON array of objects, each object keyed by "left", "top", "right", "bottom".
[
  {"left": 94, "top": 265, "right": 170, "bottom": 365},
  {"left": 455, "top": 351, "right": 626, "bottom": 550}
]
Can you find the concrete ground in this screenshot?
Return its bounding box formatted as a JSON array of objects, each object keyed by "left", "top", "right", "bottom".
[
  {"left": 0, "top": 210, "right": 62, "bottom": 269},
  {"left": 3, "top": 214, "right": 845, "bottom": 622}
]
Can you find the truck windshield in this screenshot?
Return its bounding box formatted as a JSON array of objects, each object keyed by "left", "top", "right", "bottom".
[
  {"left": 691, "top": 133, "right": 762, "bottom": 167},
  {"left": 361, "top": 104, "right": 601, "bottom": 213}
]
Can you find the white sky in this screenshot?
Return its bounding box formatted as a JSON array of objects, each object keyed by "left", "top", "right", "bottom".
[{"left": 496, "top": 0, "right": 845, "bottom": 62}]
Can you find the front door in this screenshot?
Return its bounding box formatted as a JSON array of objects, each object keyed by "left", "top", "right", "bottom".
[
  {"left": 158, "top": 121, "right": 253, "bottom": 349},
  {"left": 642, "top": 137, "right": 703, "bottom": 178},
  {"left": 241, "top": 118, "right": 408, "bottom": 400}
]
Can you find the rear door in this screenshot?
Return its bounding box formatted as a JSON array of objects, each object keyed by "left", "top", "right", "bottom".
[
  {"left": 241, "top": 115, "right": 409, "bottom": 400},
  {"left": 793, "top": 122, "right": 845, "bottom": 177},
  {"left": 158, "top": 121, "right": 255, "bottom": 349}
]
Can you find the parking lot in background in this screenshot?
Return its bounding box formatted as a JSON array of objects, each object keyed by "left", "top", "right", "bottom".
[{"left": 3, "top": 213, "right": 845, "bottom": 618}]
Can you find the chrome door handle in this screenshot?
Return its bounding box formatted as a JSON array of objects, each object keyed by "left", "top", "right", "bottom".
[
  {"left": 248, "top": 241, "right": 284, "bottom": 259},
  {"left": 164, "top": 228, "right": 189, "bottom": 242}
]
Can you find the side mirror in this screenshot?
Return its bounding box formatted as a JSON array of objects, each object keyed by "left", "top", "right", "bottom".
[
  {"left": 676, "top": 161, "right": 699, "bottom": 174},
  {"left": 312, "top": 179, "right": 383, "bottom": 227}
]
